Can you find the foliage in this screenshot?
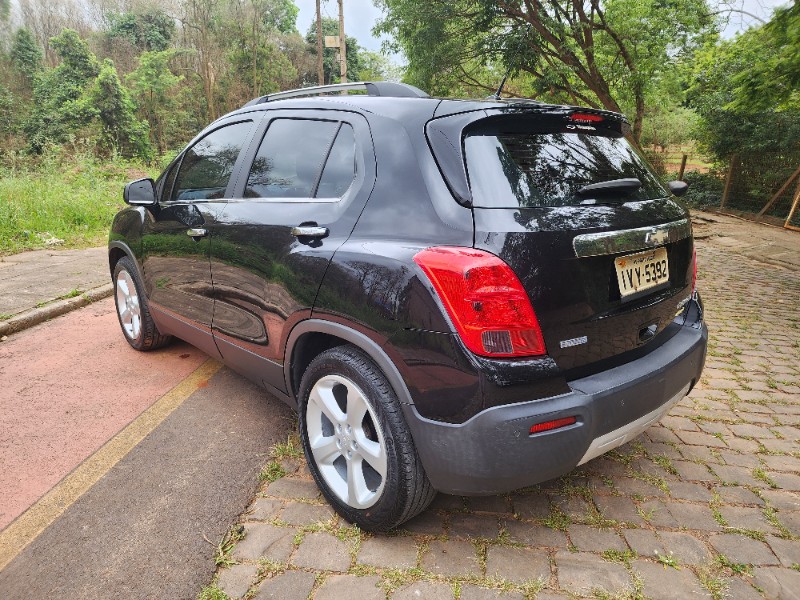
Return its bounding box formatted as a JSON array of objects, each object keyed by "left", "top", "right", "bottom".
[
  {"left": 375, "top": 0, "right": 713, "bottom": 141},
  {"left": 259, "top": 0, "right": 300, "bottom": 34},
  {"left": 305, "top": 17, "right": 363, "bottom": 85},
  {"left": 23, "top": 29, "right": 151, "bottom": 159},
  {"left": 681, "top": 170, "right": 724, "bottom": 207},
  {"left": 24, "top": 29, "right": 100, "bottom": 153},
  {"left": 9, "top": 28, "right": 42, "bottom": 84},
  {"left": 0, "top": 83, "right": 13, "bottom": 135},
  {"left": 727, "top": 2, "right": 800, "bottom": 112},
  {"left": 688, "top": 26, "right": 800, "bottom": 162},
  {"left": 77, "top": 59, "right": 152, "bottom": 160},
  {"left": 219, "top": 0, "right": 301, "bottom": 102},
  {"left": 107, "top": 10, "right": 176, "bottom": 52},
  {"left": 0, "top": 151, "right": 156, "bottom": 255},
  {"left": 126, "top": 49, "right": 185, "bottom": 153},
  {"left": 357, "top": 50, "right": 401, "bottom": 81}
]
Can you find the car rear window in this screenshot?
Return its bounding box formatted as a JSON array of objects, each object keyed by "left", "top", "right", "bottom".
[{"left": 464, "top": 130, "right": 666, "bottom": 208}]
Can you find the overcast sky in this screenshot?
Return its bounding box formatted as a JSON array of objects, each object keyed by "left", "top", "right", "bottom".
[{"left": 294, "top": 0, "right": 391, "bottom": 54}]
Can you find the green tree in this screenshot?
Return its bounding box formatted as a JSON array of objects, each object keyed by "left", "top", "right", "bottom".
[
  {"left": 356, "top": 50, "right": 400, "bottom": 81},
  {"left": 24, "top": 29, "right": 151, "bottom": 159},
  {"left": 77, "top": 59, "right": 152, "bottom": 159},
  {"left": 10, "top": 28, "right": 43, "bottom": 85},
  {"left": 220, "top": 0, "right": 299, "bottom": 102},
  {"left": 25, "top": 29, "right": 100, "bottom": 152},
  {"left": 727, "top": 3, "right": 800, "bottom": 112},
  {"left": 688, "top": 26, "right": 800, "bottom": 161},
  {"left": 261, "top": 0, "right": 299, "bottom": 33},
  {"left": 107, "top": 10, "right": 176, "bottom": 52},
  {"left": 127, "top": 49, "right": 185, "bottom": 153},
  {"left": 305, "top": 17, "right": 362, "bottom": 85},
  {"left": 376, "top": 0, "right": 712, "bottom": 142}
]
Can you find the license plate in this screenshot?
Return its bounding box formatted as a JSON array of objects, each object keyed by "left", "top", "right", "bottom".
[{"left": 615, "top": 247, "right": 669, "bottom": 298}]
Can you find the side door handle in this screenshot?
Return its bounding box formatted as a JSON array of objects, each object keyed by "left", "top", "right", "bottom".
[
  {"left": 187, "top": 228, "right": 208, "bottom": 238},
  {"left": 291, "top": 225, "right": 329, "bottom": 238}
]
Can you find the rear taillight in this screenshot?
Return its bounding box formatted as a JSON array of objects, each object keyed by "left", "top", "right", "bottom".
[
  {"left": 692, "top": 248, "right": 697, "bottom": 293},
  {"left": 413, "top": 247, "right": 546, "bottom": 358}
]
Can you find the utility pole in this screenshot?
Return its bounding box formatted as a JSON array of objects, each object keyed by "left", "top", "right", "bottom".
[
  {"left": 316, "top": 0, "right": 324, "bottom": 84},
  {"left": 338, "top": 0, "right": 347, "bottom": 83}
]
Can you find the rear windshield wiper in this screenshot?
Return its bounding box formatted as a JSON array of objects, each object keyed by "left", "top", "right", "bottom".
[{"left": 576, "top": 178, "right": 642, "bottom": 197}]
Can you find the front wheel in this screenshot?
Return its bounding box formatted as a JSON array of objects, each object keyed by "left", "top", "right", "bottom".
[
  {"left": 298, "top": 345, "right": 435, "bottom": 531},
  {"left": 113, "top": 256, "right": 172, "bottom": 351}
]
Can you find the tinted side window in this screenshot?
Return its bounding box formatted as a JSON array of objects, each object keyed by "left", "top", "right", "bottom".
[
  {"left": 317, "top": 124, "right": 356, "bottom": 198},
  {"left": 172, "top": 121, "right": 252, "bottom": 201},
  {"left": 245, "top": 119, "right": 339, "bottom": 198}
]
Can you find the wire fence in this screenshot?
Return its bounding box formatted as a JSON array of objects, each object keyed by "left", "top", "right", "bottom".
[{"left": 646, "top": 146, "right": 800, "bottom": 229}]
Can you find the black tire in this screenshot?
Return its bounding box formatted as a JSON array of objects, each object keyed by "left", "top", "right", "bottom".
[
  {"left": 112, "top": 256, "right": 172, "bottom": 351},
  {"left": 298, "top": 345, "right": 435, "bottom": 531}
]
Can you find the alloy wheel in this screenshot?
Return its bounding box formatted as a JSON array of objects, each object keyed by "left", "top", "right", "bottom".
[{"left": 305, "top": 374, "right": 387, "bottom": 509}]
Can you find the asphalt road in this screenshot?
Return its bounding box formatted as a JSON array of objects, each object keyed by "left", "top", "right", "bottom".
[{"left": 0, "top": 298, "right": 296, "bottom": 599}]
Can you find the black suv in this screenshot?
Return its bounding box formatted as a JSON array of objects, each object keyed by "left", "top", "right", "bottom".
[{"left": 109, "top": 81, "right": 707, "bottom": 531}]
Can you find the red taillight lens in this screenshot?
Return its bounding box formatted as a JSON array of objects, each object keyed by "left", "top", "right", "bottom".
[
  {"left": 530, "top": 416, "right": 577, "bottom": 435},
  {"left": 413, "top": 247, "right": 546, "bottom": 357},
  {"left": 691, "top": 248, "right": 697, "bottom": 293}
]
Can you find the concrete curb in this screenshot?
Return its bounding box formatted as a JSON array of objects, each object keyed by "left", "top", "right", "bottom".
[{"left": 0, "top": 283, "right": 114, "bottom": 338}]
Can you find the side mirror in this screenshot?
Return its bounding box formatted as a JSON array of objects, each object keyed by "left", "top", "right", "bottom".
[
  {"left": 668, "top": 180, "right": 689, "bottom": 197},
  {"left": 123, "top": 178, "right": 157, "bottom": 206}
]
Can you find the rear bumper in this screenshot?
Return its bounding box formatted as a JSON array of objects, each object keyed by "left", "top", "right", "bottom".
[{"left": 402, "top": 301, "right": 707, "bottom": 495}]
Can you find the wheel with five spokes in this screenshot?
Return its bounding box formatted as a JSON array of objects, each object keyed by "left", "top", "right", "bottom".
[
  {"left": 298, "top": 345, "right": 435, "bottom": 531},
  {"left": 113, "top": 256, "right": 172, "bottom": 351}
]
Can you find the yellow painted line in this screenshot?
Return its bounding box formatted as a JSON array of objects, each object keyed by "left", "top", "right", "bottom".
[{"left": 0, "top": 359, "right": 223, "bottom": 571}]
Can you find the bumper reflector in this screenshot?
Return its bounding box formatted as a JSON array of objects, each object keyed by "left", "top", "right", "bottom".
[{"left": 529, "top": 416, "right": 577, "bottom": 435}]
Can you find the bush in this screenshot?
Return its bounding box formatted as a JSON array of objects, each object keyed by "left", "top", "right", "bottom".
[{"left": 681, "top": 170, "right": 724, "bottom": 208}]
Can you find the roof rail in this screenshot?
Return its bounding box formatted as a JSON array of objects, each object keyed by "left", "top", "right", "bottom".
[{"left": 242, "top": 81, "right": 429, "bottom": 107}]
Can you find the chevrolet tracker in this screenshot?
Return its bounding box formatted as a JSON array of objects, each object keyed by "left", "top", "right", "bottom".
[{"left": 109, "top": 81, "right": 708, "bottom": 531}]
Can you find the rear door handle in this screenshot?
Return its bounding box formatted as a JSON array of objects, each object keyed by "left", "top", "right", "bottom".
[
  {"left": 186, "top": 228, "right": 208, "bottom": 238},
  {"left": 291, "top": 225, "right": 329, "bottom": 238}
]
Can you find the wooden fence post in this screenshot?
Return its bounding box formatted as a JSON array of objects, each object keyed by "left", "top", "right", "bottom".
[
  {"left": 784, "top": 177, "right": 800, "bottom": 232},
  {"left": 720, "top": 154, "right": 737, "bottom": 210},
  {"left": 758, "top": 163, "right": 800, "bottom": 217}
]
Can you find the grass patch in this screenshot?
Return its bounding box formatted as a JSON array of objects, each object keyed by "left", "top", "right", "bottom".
[
  {"left": 752, "top": 468, "right": 778, "bottom": 489},
  {"left": 258, "top": 461, "right": 286, "bottom": 483},
  {"left": 602, "top": 549, "right": 636, "bottom": 566},
  {"left": 541, "top": 508, "right": 571, "bottom": 531},
  {"left": 196, "top": 585, "right": 229, "bottom": 600},
  {"left": 0, "top": 152, "right": 157, "bottom": 255},
  {"left": 715, "top": 554, "right": 753, "bottom": 576},
  {"left": 271, "top": 433, "right": 303, "bottom": 461},
  {"left": 654, "top": 550, "right": 680, "bottom": 569},
  {"left": 214, "top": 525, "right": 245, "bottom": 567}
]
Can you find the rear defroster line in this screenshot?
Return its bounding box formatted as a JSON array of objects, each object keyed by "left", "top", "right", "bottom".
[{"left": 0, "top": 359, "right": 223, "bottom": 571}]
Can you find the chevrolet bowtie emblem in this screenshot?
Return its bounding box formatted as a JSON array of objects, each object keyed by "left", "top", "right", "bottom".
[{"left": 646, "top": 228, "right": 668, "bottom": 246}]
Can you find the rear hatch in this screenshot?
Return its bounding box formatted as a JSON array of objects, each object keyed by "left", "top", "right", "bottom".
[{"left": 428, "top": 106, "right": 695, "bottom": 373}]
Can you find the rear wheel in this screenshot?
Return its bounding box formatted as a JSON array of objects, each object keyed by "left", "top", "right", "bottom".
[
  {"left": 113, "top": 256, "right": 172, "bottom": 351},
  {"left": 298, "top": 345, "right": 435, "bottom": 531}
]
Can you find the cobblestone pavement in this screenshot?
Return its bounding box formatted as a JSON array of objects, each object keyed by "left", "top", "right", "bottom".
[{"left": 205, "top": 235, "right": 800, "bottom": 600}]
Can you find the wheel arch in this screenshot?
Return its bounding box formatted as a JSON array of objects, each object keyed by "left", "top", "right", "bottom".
[
  {"left": 284, "top": 319, "right": 415, "bottom": 408},
  {"left": 108, "top": 241, "right": 143, "bottom": 281}
]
